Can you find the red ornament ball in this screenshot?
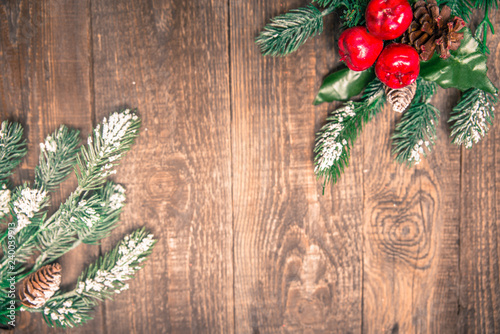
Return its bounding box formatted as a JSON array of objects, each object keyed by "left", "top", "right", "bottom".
[
  {"left": 338, "top": 26, "right": 384, "bottom": 71},
  {"left": 365, "top": 0, "right": 413, "bottom": 40},
  {"left": 375, "top": 43, "right": 420, "bottom": 89}
]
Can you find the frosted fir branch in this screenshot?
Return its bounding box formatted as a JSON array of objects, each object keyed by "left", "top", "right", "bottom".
[
  {"left": 314, "top": 79, "right": 385, "bottom": 187},
  {"left": 12, "top": 185, "right": 48, "bottom": 234},
  {"left": 75, "top": 228, "right": 155, "bottom": 300},
  {"left": 392, "top": 102, "right": 440, "bottom": 166},
  {"left": 315, "top": 102, "right": 355, "bottom": 173},
  {"left": 0, "top": 121, "right": 27, "bottom": 182},
  {"left": 36, "top": 229, "right": 155, "bottom": 329},
  {"left": 35, "top": 182, "right": 126, "bottom": 269},
  {"left": 77, "top": 182, "right": 127, "bottom": 245},
  {"left": 39, "top": 295, "right": 96, "bottom": 328},
  {"left": 76, "top": 109, "right": 141, "bottom": 192},
  {"left": 449, "top": 88, "right": 496, "bottom": 148},
  {"left": 0, "top": 184, "right": 11, "bottom": 218},
  {"left": 35, "top": 125, "right": 81, "bottom": 192},
  {"left": 32, "top": 110, "right": 140, "bottom": 268}
]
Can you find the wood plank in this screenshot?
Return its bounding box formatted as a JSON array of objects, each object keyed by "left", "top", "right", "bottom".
[
  {"left": 0, "top": 0, "right": 97, "bottom": 333},
  {"left": 231, "top": 1, "right": 363, "bottom": 332},
  {"left": 459, "top": 16, "right": 500, "bottom": 332},
  {"left": 90, "top": 0, "right": 233, "bottom": 333},
  {"left": 361, "top": 68, "right": 461, "bottom": 331}
]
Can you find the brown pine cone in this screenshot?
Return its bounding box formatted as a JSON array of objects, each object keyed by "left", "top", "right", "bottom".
[
  {"left": 19, "top": 263, "right": 62, "bottom": 308},
  {"left": 402, "top": 0, "right": 465, "bottom": 61},
  {"left": 385, "top": 82, "right": 418, "bottom": 113}
]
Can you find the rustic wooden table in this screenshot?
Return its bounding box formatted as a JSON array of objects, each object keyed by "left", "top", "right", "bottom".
[{"left": 1, "top": 0, "right": 499, "bottom": 333}]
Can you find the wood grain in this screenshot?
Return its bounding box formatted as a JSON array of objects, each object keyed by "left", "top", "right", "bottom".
[
  {"left": 0, "top": 0, "right": 97, "bottom": 333},
  {"left": 231, "top": 1, "right": 363, "bottom": 332},
  {"left": 361, "top": 86, "right": 462, "bottom": 333},
  {"left": 90, "top": 0, "right": 233, "bottom": 333},
  {"left": 459, "top": 14, "right": 500, "bottom": 333}
]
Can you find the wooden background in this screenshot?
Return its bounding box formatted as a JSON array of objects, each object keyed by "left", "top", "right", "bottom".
[{"left": 0, "top": 0, "right": 499, "bottom": 333}]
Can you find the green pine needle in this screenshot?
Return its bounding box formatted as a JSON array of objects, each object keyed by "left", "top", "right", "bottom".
[
  {"left": 35, "top": 125, "right": 81, "bottom": 192},
  {"left": 413, "top": 77, "right": 437, "bottom": 104},
  {"left": 0, "top": 121, "right": 27, "bottom": 182},
  {"left": 441, "top": 0, "right": 473, "bottom": 20},
  {"left": 314, "top": 0, "right": 344, "bottom": 6},
  {"left": 449, "top": 88, "right": 496, "bottom": 148},
  {"left": 473, "top": 0, "right": 498, "bottom": 10},
  {"left": 314, "top": 79, "right": 385, "bottom": 188},
  {"left": 256, "top": 5, "right": 332, "bottom": 57},
  {"left": 392, "top": 102, "right": 440, "bottom": 166}
]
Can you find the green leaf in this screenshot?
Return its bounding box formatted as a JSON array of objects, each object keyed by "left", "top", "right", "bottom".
[
  {"left": 419, "top": 28, "right": 497, "bottom": 95},
  {"left": 314, "top": 67, "right": 375, "bottom": 105}
]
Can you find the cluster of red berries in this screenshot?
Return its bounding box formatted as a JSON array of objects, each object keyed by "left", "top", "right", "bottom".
[{"left": 338, "top": 0, "right": 419, "bottom": 89}]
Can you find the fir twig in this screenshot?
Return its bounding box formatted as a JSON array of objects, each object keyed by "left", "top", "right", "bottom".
[
  {"left": 449, "top": 88, "right": 496, "bottom": 148},
  {"left": 38, "top": 228, "right": 155, "bottom": 328},
  {"left": 392, "top": 102, "right": 440, "bottom": 166},
  {"left": 413, "top": 77, "right": 437, "bottom": 104},
  {"left": 256, "top": 5, "right": 335, "bottom": 56},
  {"left": 34, "top": 110, "right": 140, "bottom": 269},
  {"left": 314, "top": 79, "right": 386, "bottom": 188},
  {"left": 0, "top": 121, "right": 27, "bottom": 182},
  {"left": 35, "top": 125, "right": 81, "bottom": 192},
  {"left": 76, "top": 109, "right": 141, "bottom": 192}
]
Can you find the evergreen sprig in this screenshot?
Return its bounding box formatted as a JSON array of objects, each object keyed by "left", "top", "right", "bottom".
[
  {"left": 35, "top": 125, "right": 81, "bottom": 192},
  {"left": 256, "top": 5, "right": 334, "bottom": 57},
  {"left": 392, "top": 102, "right": 440, "bottom": 166},
  {"left": 314, "top": 79, "right": 386, "bottom": 187},
  {"left": 37, "top": 228, "right": 155, "bottom": 329},
  {"left": 76, "top": 110, "right": 141, "bottom": 192},
  {"left": 0, "top": 121, "right": 27, "bottom": 182},
  {"left": 449, "top": 88, "right": 496, "bottom": 148}
]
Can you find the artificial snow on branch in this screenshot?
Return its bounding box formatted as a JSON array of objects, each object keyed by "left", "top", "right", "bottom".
[{"left": 0, "top": 109, "right": 156, "bottom": 329}]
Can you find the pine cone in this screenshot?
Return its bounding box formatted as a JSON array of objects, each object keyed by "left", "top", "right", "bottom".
[
  {"left": 402, "top": 0, "right": 465, "bottom": 61},
  {"left": 385, "top": 81, "right": 417, "bottom": 113},
  {"left": 19, "top": 263, "right": 62, "bottom": 308}
]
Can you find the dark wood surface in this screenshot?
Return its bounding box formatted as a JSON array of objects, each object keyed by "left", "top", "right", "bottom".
[{"left": 0, "top": 0, "right": 499, "bottom": 333}]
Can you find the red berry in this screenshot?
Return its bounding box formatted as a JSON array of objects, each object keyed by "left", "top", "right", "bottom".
[
  {"left": 365, "top": 0, "right": 413, "bottom": 40},
  {"left": 338, "top": 26, "right": 384, "bottom": 71},
  {"left": 375, "top": 44, "right": 419, "bottom": 89}
]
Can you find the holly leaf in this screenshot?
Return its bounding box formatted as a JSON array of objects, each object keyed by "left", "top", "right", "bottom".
[
  {"left": 314, "top": 67, "right": 375, "bottom": 105},
  {"left": 419, "top": 28, "right": 497, "bottom": 95}
]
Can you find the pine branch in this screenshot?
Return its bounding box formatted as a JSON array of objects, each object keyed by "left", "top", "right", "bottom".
[
  {"left": 76, "top": 109, "right": 141, "bottom": 192},
  {"left": 473, "top": 0, "right": 498, "bottom": 11},
  {"left": 34, "top": 182, "right": 126, "bottom": 269},
  {"left": 77, "top": 182, "right": 126, "bottom": 245},
  {"left": 392, "top": 102, "right": 440, "bottom": 166},
  {"left": 449, "top": 88, "right": 496, "bottom": 148},
  {"left": 314, "top": 79, "right": 386, "bottom": 187},
  {"left": 413, "top": 77, "right": 437, "bottom": 104},
  {"left": 35, "top": 125, "right": 81, "bottom": 192},
  {"left": 1, "top": 185, "right": 49, "bottom": 264},
  {"left": 0, "top": 121, "right": 27, "bottom": 182},
  {"left": 38, "top": 229, "right": 156, "bottom": 328},
  {"left": 256, "top": 5, "right": 334, "bottom": 57}
]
